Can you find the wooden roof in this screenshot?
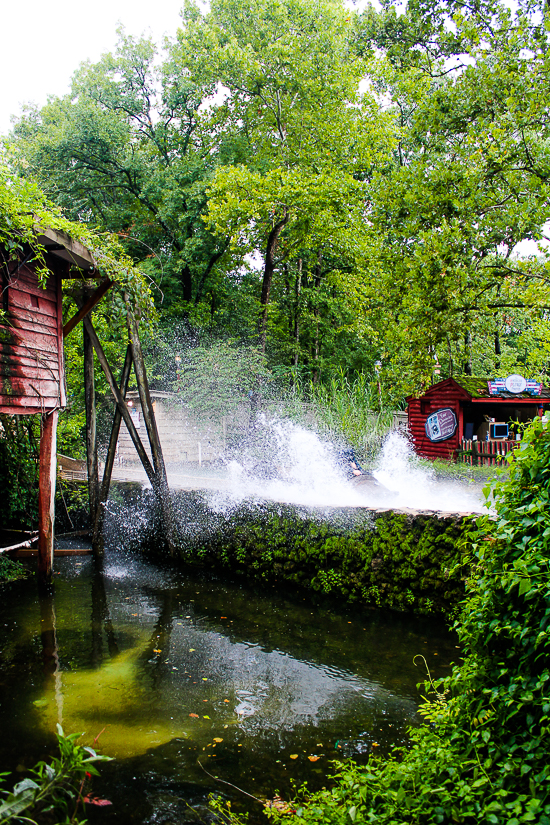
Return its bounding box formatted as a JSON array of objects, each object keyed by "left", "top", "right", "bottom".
[
  {"left": 407, "top": 376, "right": 550, "bottom": 402},
  {"left": 35, "top": 226, "right": 97, "bottom": 276}
]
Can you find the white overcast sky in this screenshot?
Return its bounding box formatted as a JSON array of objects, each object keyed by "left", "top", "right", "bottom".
[{"left": 1, "top": 0, "right": 185, "bottom": 135}]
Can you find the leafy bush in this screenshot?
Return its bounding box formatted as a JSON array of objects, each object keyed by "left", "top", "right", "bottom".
[
  {"left": 240, "top": 413, "right": 550, "bottom": 825},
  {"left": 0, "top": 415, "right": 39, "bottom": 529},
  {"left": 0, "top": 556, "right": 27, "bottom": 584},
  {"left": 0, "top": 725, "right": 110, "bottom": 825}
]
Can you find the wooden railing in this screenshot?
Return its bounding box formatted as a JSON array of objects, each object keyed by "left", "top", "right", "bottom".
[{"left": 458, "top": 439, "right": 519, "bottom": 466}]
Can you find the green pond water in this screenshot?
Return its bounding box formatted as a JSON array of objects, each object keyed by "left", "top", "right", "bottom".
[{"left": 0, "top": 549, "right": 459, "bottom": 823}]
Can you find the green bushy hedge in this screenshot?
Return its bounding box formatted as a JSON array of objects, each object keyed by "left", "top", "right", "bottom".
[
  {"left": 221, "top": 413, "right": 550, "bottom": 825},
  {"left": 173, "top": 497, "right": 470, "bottom": 615}
]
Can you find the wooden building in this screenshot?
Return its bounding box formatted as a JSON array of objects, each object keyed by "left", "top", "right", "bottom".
[
  {"left": 1, "top": 226, "right": 173, "bottom": 580},
  {"left": 0, "top": 228, "right": 95, "bottom": 415},
  {"left": 117, "top": 391, "right": 224, "bottom": 467},
  {"left": 1, "top": 228, "right": 98, "bottom": 581},
  {"left": 407, "top": 376, "right": 550, "bottom": 461}
]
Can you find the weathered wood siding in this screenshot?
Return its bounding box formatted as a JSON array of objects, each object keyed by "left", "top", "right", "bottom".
[
  {"left": 0, "top": 263, "right": 65, "bottom": 414},
  {"left": 408, "top": 379, "right": 469, "bottom": 461}
]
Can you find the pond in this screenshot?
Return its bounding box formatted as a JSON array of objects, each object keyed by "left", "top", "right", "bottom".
[{"left": 0, "top": 549, "right": 459, "bottom": 824}]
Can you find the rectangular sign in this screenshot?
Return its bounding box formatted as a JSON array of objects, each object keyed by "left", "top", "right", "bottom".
[{"left": 425, "top": 408, "right": 458, "bottom": 442}]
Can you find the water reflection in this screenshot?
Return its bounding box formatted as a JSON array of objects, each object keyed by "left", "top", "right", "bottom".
[{"left": 0, "top": 551, "right": 458, "bottom": 823}]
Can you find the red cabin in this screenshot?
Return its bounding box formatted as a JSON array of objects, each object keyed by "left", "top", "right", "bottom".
[
  {"left": 407, "top": 377, "right": 550, "bottom": 461},
  {"left": 0, "top": 227, "right": 96, "bottom": 413}
]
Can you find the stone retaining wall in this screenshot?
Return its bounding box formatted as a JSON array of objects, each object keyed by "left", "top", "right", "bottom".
[{"left": 103, "top": 488, "right": 476, "bottom": 616}]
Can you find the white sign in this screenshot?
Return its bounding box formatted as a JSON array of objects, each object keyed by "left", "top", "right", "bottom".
[
  {"left": 504, "top": 374, "right": 527, "bottom": 394},
  {"left": 425, "top": 408, "right": 458, "bottom": 442}
]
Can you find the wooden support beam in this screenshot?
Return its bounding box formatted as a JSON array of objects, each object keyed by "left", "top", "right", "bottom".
[
  {"left": 63, "top": 279, "right": 111, "bottom": 338},
  {"left": 84, "top": 324, "right": 100, "bottom": 555},
  {"left": 92, "top": 344, "right": 133, "bottom": 547},
  {"left": 82, "top": 316, "right": 155, "bottom": 484},
  {"left": 38, "top": 410, "right": 58, "bottom": 585},
  {"left": 124, "top": 295, "right": 175, "bottom": 555}
]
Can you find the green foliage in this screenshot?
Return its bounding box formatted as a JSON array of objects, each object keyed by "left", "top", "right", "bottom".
[
  {"left": 0, "top": 556, "right": 27, "bottom": 584},
  {"left": 234, "top": 412, "right": 550, "bottom": 825},
  {"left": 0, "top": 164, "right": 152, "bottom": 311},
  {"left": 173, "top": 496, "right": 469, "bottom": 615},
  {"left": 305, "top": 372, "right": 395, "bottom": 459},
  {"left": 0, "top": 724, "right": 110, "bottom": 825},
  {"left": 6, "top": 0, "right": 550, "bottom": 397},
  {"left": 0, "top": 415, "right": 39, "bottom": 529},
  {"left": 173, "top": 339, "right": 273, "bottom": 424}
]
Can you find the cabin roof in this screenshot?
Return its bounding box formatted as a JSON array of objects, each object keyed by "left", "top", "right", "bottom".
[
  {"left": 407, "top": 376, "right": 550, "bottom": 402},
  {"left": 35, "top": 226, "right": 97, "bottom": 275}
]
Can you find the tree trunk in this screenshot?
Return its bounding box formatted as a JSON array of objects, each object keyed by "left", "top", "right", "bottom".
[
  {"left": 258, "top": 209, "right": 288, "bottom": 352},
  {"left": 464, "top": 331, "right": 472, "bottom": 375},
  {"left": 293, "top": 259, "right": 302, "bottom": 368},
  {"left": 311, "top": 253, "right": 322, "bottom": 384}
]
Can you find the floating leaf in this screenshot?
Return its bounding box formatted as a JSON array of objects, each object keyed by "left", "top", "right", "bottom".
[
  {"left": 189, "top": 649, "right": 196, "bottom": 652},
  {"left": 153, "top": 649, "right": 162, "bottom": 653},
  {"left": 224, "top": 699, "right": 230, "bottom": 703},
  {"left": 265, "top": 795, "right": 294, "bottom": 813},
  {"left": 371, "top": 742, "right": 380, "bottom": 747},
  {"left": 202, "top": 677, "right": 208, "bottom": 681},
  {"left": 189, "top": 713, "right": 199, "bottom": 718},
  {"left": 203, "top": 715, "right": 210, "bottom": 719},
  {"left": 290, "top": 754, "right": 299, "bottom": 760},
  {"left": 213, "top": 737, "right": 223, "bottom": 743},
  {"left": 308, "top": 755, "right": 320, "bottom": 762},
  {"left": 83, "top": 796, "right": 112, "bottom": 807}
]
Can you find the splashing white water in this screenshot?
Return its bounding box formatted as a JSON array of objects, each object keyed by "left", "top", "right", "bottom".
[{"left": 208, "top": 417, "right": 484, "bottom": 513}]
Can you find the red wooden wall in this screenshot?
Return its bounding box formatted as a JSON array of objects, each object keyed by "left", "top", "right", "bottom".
[
  {"left": 407, "top": 379, "right": 470, "bottom": 460},
  {"left": 0, "top": 262, "right": 65, "bottom": 414}
]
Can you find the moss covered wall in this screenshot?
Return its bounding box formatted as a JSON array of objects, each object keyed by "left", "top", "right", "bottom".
[
  {"left": 164, "top": 493, "right": 472, "bottom": 616},
  {"left": 103, "top": 487, "right": 473, "bottom": 615}
]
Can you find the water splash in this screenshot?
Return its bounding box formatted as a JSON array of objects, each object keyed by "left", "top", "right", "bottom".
[{"left": 207, "top": 417, "right": 484, "bottom": 514}]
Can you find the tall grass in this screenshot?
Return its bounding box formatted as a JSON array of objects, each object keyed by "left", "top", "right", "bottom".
[{"left": 306, "top": 371, "right": 394, "bottom": 460}]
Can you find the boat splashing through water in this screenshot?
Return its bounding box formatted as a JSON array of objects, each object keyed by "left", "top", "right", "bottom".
[{"left": 205, "top": 417, "right": 485, "bottom": 515}]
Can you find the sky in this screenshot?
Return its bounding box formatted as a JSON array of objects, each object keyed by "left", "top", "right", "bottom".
[{"left": 0, "top": 0, "right": 185, "bottom": 135}]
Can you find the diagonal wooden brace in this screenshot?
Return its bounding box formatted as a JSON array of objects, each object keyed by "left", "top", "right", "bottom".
[
  {"left": 82, "top": 316, "right": 156, "bottom": 484},
  {"left": 63, "top": 279, "right": 112, "bottom": 338}
]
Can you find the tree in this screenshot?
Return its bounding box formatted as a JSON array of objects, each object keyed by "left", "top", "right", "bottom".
[
  {"left": 355, "top": 0, "right": 550, "bottom": 392},
  {"left": 179, "top": 0, "right": 394, "bottom": 355},
  {"left": 8, "top": 31, "right": 233, "bottom": 313}
]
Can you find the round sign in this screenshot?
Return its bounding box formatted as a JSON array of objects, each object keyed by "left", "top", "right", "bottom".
[{"left": 505, "top": 374, "right": 527, "bottom": 394}]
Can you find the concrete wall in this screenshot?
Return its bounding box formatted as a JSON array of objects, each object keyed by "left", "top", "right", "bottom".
[{"left": 117, "top": 392, "right": 226, "bottom": 466}]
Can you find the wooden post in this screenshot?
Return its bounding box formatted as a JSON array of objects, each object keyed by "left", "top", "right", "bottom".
[
  {"left": 38, "top": 410, "right": 58, "bottom": 585},
  {"left": 83, "top": 316, "right": 155, "bottom": 483},
  {"left": 92, "top": 344, "right": 133, "bottom": 546},
  {"left": 84, "top": 323, "right": 100, "bottom": 555},
  {"left": 124, "top": 296, "right": 175, "bottom": 555}
]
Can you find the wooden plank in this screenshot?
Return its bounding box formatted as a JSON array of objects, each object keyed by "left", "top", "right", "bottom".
[
  {"left": 0, "top": 360, "right": 59, "bottom": 381},
  {"left": 125, "top": 297, "right": 175, "bottom": 555},
  {"left": 6, "top": 316, "right": 60, "bottom": 338},
  {"left": 63, "top": 279, "right": 111, "bottom": 338},
  {"left": 84, "top": 323, "right": 100, "bottom": 555},
  {"left": 38, "top": 410, "right": 57, "bottom": 584},
  {"left": 7, "top": 299, "right": 59, "bottom": 327},
  {"left": 0, "top": 350, "right": 59, "bottom": 371},
  {"left": 93, "top": 344, "right": 133, "bottom": 547},
  {"left": 0, "top": 381, "right": 61, "bottom": 403},
  {"left": 0, "top": 326, "right": 60, "bottom": 353},
  {"left": 83, "top": 316, "right": 156, "bottom": 483}
]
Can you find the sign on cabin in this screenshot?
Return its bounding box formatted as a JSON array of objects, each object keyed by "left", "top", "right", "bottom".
[{"left": 407, "top": 377, "right": 550, "bottom": 461}]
